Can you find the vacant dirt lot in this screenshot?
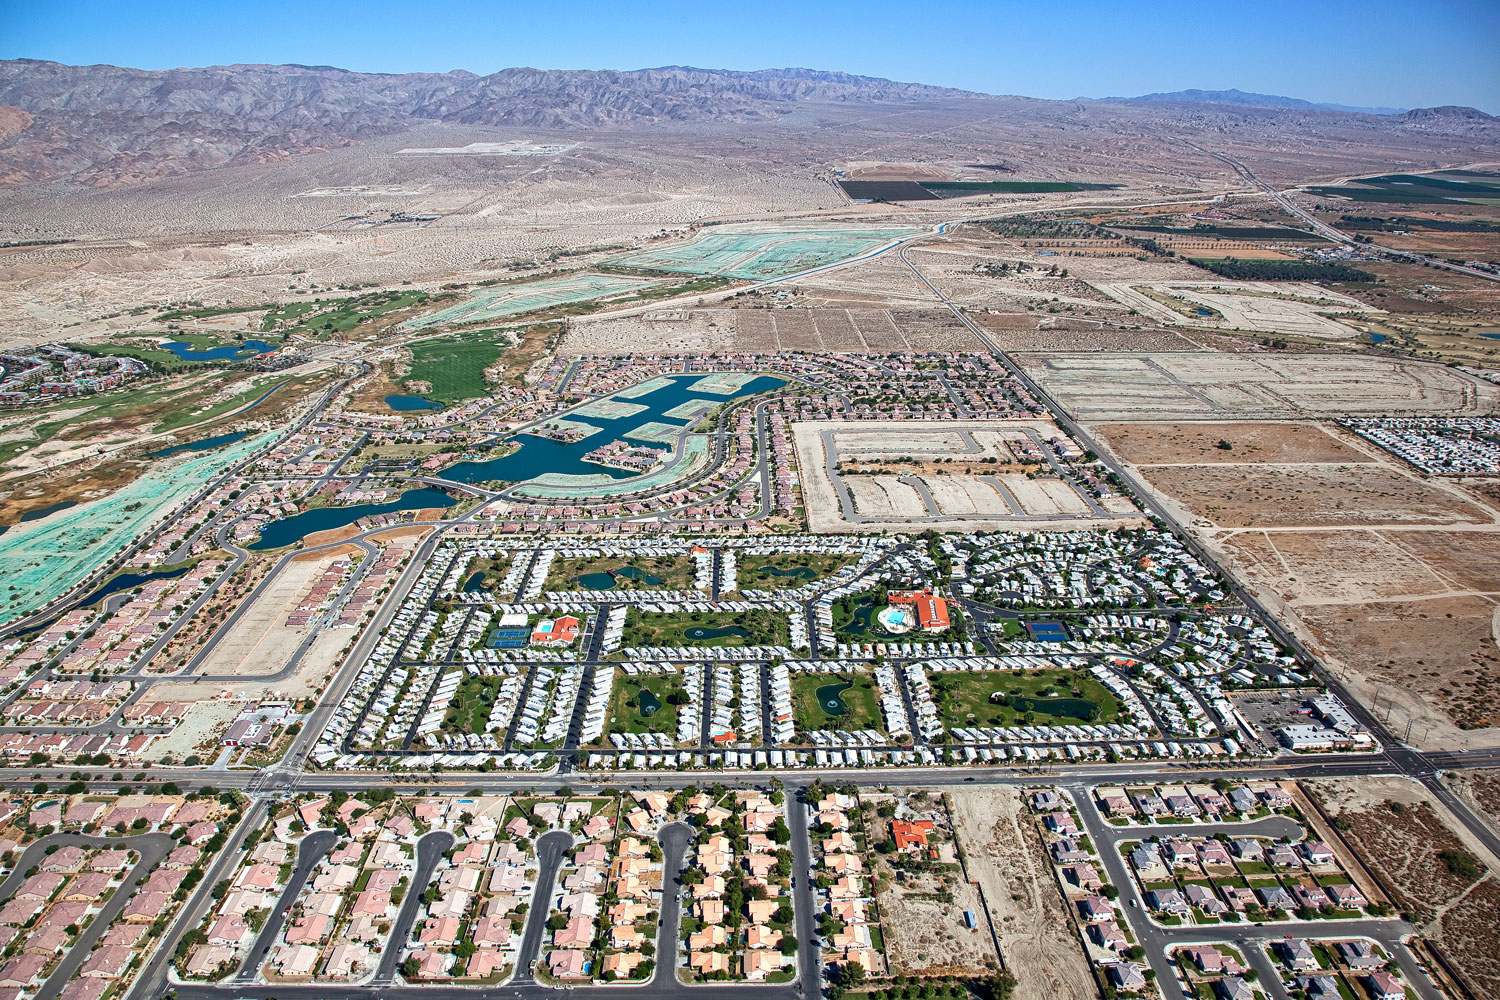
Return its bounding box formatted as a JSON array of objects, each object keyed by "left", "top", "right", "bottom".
[
  {"left": 946, "top": 786, "right": 1096, "bottom": 1000},
  {"left": 1222, "top": 529, "right": 1449, "bottom": 603},
  {"left": 794, "top": 419, "right": 1143, "bottom": 532},
  {"left": 1143, "top": 463, "right": 1490, "bottom": 528},
  {"left": 1092, "top": 413, "right": 1500, "bottom": 748},
  {"left": 562, "top": 305, "right": 985, "bottom": 354},
  {"left": 194, "top": 556, "right": 325, "bottom": 676},
  {"left": 878, "top": 872, "right": 995, "bottom": 977},
  {"left": 1022, "top": 352, "right": 1500, "bottom": 420},
  {"left": 1307, "top": 776, "right": 1500, "bottom": 999},
  {"left": 1095, "top": 420, "right": 1378, "bottom": 465},
  {"left": 1299, "top": 596, "right": 1500, "bottom": 734}
]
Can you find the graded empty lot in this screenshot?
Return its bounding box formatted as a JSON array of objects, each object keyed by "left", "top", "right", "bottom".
[
  {"left": 1091, "top": 280, "right": 1373, "bottom": 339},
  {"left": 1143, "top": 463, "right": 1490, "bottom": 527},
  {"left": 1092, "top": 417, "right": 1500, "bottom": 747},
  {"left": 794, "top": 419, "right": 1141, "bottom": 532},
  {"left": 946, "top": 786, "right": 1096, "bottom": 1000},
  {"left": 192, "top": 556, "right": 328, "bottom": 676},
  {"left": 558, "top": 306, "right": 984, "bottom": 354},
  {"left": 1094, "top": 420, "right": 1378, "bottom": 465},
  {"left": 1306, "top": 776, "right": 1500, "bottom": 999},
  {"left": 1020, "top": 353, "right": 1500, "bottom": 420}
]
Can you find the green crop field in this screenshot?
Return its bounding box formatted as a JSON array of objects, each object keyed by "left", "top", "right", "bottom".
[{"left": 1308, "top": 172, "right": 1500, "bottom": 205}]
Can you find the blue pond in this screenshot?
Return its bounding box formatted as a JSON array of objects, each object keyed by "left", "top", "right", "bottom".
[
  {"left": 437, "top": 373, "right": 786, "bottom": 486},
  {"left": 161, "top": 339, "right": 277, "bottom": 362},
  {"left": 78, "top": 565, "right": 193, "bottom": 607},
  {"left": 1369, "top": 333, "right": 1388, "bottom": 343},
  {"left": 1482, "top": 334, "right": 1500, "bottom": 341},
  {"left": 250, "top": 486, "right": 455, "bottom": 550},
  {"left": 385, "top": 394, "right": 444, "bottom": 412},
  {"left": 19, "top": 501, "right": 76, "bottom": 522},
  {"left": 147, "top": 430, "right": 249, "bottom": 459}
]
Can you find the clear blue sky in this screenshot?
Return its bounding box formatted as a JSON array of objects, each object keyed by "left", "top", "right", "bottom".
[{"left": 6, "top": 0, "right": 1499, "bottom": 113}]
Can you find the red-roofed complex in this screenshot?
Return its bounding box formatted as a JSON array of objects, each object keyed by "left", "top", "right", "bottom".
[{"left": 887, "top": 591, "right": 950, "bottom": 632}]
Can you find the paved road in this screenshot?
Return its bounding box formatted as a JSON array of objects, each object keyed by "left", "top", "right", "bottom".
[
  {"left": 511, "top": 829, "right": 575, "bottom": 985},
  {"left": 374, "top": 829, "right": 456, "bottom": 983},
  {"left": 652, "top": 821, "right": 693, "bottom": 986},
  {"left": 237, "top": 828, "right": 336, "bottom": 980}
]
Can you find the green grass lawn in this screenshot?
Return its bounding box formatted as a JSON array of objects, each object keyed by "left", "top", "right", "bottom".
[
  {"left": 791, "top": 672, "right": 882, "bottom": 733},
  {"left": 444, "top": 675, "right": 505, "bottom": 734},
  {"left": 930, "top": 668, "right": 1121, "bottom": 728},
  {"left": 622, "top": 608, "right": 788, "bottom": 648},
  {"left": 547, "top": 554, "right": 696, "bottom": 593},
  {"left": 457, "top": 555, "right": 512, "bottom": 597},
  {"left": 281, "top": 290, "right": 430, "bottom": 337},
  {"left": 603, "top": 674, "right": 687, "bottom": 741},
  {"left": 261, "top": 301, "right": 320, "bottom": 331},
  {"left": 404, "top": 330, "right": 510, "bottom": 404},
  {"left": 736, "top": 551, "right": 857, "bottom": 589}
]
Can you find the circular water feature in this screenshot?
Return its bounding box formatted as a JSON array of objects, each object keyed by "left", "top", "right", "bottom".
[
  {"left": 684, "top": 625, "right": 750, "bottom": 640},
  {"left": 816, "top": 681, "right": 852, "bottom": 716}
]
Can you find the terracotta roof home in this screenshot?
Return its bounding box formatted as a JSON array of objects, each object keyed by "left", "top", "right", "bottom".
[
  {"left": 891, "top": 819, "right": 934, "bottom": 852},
  {"left": 548, "top": 949, "right": 589, "bottom": 979}
]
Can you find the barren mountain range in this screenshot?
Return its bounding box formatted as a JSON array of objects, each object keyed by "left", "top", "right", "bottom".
[{"left": 0, "top": 59, "right": 1493, "bottom": 188}]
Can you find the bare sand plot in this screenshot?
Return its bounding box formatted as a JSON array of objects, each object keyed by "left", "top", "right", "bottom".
[
  {"left": 1091, "top": 280, "right": 1374, "bottom": 339},
  {"left": 1095, "top": 420, "right": 1379, "bottom": 465},
  {"left": 1091, "top": 414, "right": 1500, "bottom": 747},
  {"left": 1144, "top": 463, "right": 1491, "bottom": 528},
  {"left": 1301, "top": 595, "right": 1500, "bottom": 735},
  {"left": 1003, "top": 475, "right": 1091, "bottom": 515},
  {"left": 947, "top": 786, "right": 1097, "bottom": 1000},
  {"left": 1222, "top": 529, "right": 1451, "bottom": 603},
  {"left": 1022, "top": 353, "right": 1500, "bottom": 421},
  {"left": 793, "top": 419, "right": 1142, "bottom": 532},
  {"left": 194, "top": 556, "right": 330, "bottom": 676},
  {"left": 847, "top": 476, "right": 929, "bottom": 517},
  {"left": 1305, "top": 776, "right": 1500, "bottom": 1000}
]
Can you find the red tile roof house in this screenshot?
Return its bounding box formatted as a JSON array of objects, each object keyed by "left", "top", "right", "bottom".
[{"left": 891, "top": 819, "right": 934, "bottom": 853}]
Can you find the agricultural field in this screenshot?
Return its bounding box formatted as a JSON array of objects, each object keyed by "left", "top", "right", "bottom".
[{"left": 1307, "top": 171, "right": 1500, "bottom": 205}]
